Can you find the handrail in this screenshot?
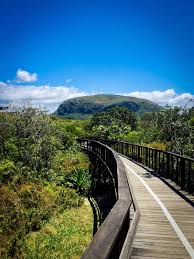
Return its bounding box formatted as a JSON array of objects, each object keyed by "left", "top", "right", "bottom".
[
  {"left": 98, "top": 139, "right": 194, "bottom": 195},
  {"left": 77, "top": 138, "right": 140, "bottom": 259}
]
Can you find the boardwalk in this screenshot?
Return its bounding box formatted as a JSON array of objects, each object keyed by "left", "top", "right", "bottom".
[{"left": 120, "top": 156, "right": 194, "bottom": 259}]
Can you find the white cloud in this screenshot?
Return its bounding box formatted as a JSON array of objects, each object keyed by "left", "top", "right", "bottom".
[
  {"left": 168, "top": 93, "right": 194, "bottom": 106},
  {"left": 65, "top": 78, "right": 73, "bottom": 84},
  {"left": 16, "top": 69, "right": 38, "bottom": 83},
  {"left": 1, "top": 70, "right": 194, "bottom": 113},
  {"left": 0, "top": 83, "right": 87, "bottom": 112},
  {"left": 121, "top": 89, "right": 194, "bottom": 107},
  {"left": 0, "top": 81, "right": 8, "bottom": 87}
]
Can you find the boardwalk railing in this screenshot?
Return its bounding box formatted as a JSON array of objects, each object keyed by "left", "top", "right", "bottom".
[
  {"left": 99, "top": 139, "right": 194, "bottom": 195},
  {"left": 78, "top": 138, "right": 140, "bottom": 259}
]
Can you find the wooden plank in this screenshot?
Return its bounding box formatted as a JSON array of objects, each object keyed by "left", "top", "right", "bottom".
[{"left": 120, "top": 156, "right": 194, "bottom": 259}]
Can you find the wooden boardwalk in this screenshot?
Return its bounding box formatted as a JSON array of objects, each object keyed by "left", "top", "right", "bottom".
[{"left": 120, "top": 156, "right": 194, "bottom": 259}]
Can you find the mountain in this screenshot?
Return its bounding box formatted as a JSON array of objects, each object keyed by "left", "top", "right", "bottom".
[{"left": 54, "top": 94, "right": 163, "bottom": 119}]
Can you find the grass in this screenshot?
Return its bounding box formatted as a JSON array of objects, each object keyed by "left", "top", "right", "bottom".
[{"left": 20, "top": 200, "right": 93, "bottom": 259}]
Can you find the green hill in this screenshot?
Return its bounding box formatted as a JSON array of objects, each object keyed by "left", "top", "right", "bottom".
[{"left": 54, "top": 94, "right": 163, "bottom": 119}]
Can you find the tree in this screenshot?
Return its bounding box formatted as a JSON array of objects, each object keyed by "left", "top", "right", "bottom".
[
  {"left": 0, "top": 105, "right": 64, "bottom": 177},
  {"left": 88, "top": 107, "right": 137, "bottom": 139},
  {"left": 140, "top": 106, "right": 194, "bottom": 156},
  {"left": 0, "top": 113, "right": 15, "bottom": 158}
]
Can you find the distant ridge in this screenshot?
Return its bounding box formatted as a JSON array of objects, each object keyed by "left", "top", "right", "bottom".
[
  {"left": 54, "top": 94, "right": 163, "bottom": 119},
  {"left": 0, "top": 106, "right": 9, "bottom": 111}
]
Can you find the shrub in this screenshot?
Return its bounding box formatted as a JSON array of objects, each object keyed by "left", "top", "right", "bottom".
[
  {"left": 0, "top": 159, "right": 17, "bottom": 183},
  {"left": 56, "top": 187, "right": 83, "bottom": 209},
  {"left": 146, "top": 141, "right": 167, "bottom": 151},
  {"left": 121, "top": 130, "right": 144, "bottom": 144},
  {"left": 0, "top": 106, "right": 63, "bottom": 177},
  {"left": 67, "top": 168, "right": 91, "bottom": 196},
  {"left": 18, "top": 184, "right": 56, "bottom": 231},
  {"left": 0, "top": 186, "right": 26, "bottom": 257},
  {"left": 0, "top": 183, "right": 84, "bottom": 257},
  {"left": 0, "top": 107, "right": 91, "bottom": 257}
]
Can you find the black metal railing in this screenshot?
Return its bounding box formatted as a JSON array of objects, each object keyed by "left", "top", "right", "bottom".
[
  {"left": 99, "top": 139, "right": 194, "bottom": 195},
  {"left": 77, "top": 138, "right": 140, "bottom": 259}
]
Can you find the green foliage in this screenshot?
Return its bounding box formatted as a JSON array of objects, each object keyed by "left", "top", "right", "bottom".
[
  {"left": 88, "top": 107, "right": 137, "bottom": 139},
  {"left": 19, "top": 184, "right": 58, "bottom": 230},
  {"left": 0, "top": 106, "right": 63, "bottom": 176},
  {"left": 0, "top": 182, "right": 86, "bottom": 257},
  {"left": 20, "top": 202, "right": 93, "bottom": 259},
  {"left": 0, "top": 112, "right": 15, "bottom": 158},
  {"left": 0, "top": 186, "right": 25, "bottom": 256},
  {"left": 87, "top": 105, "right": 194, "bottom": 157},
  {"left": 120, "top": 130, "right": 144, "bottom": 144},
  {"left": 90, "top": 106, "right": 137, "bottom": 128},
  {"left": 145, "top": 141, "right": 167, "bottom": 150},
  {"left": 67, "top": 168, "right": 92, "bottom": 196},
  {"left": 0, "top": 106, "right": 91, "bottom": 257},
  {"left": 53, "top": 117, "right": 88, "bottom": 145},
  {"left": 50, "top": 148, "right": 89, "bottom": 186},
  {"left": 0, "top": 106, "right": 89, "bottom": 183},
  {"left": 0, "top": 159, "right": 16, "bottom": 183},
  {"left": 139, "top": 106, "right": 194, "bottom": 155},
  {"left": 56, "top": 187, "right": 83, "bottom": 209}
]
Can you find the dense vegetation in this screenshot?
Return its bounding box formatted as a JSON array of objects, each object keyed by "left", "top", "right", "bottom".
[
  {"left": 21, "top": 201, "right": 93, "bottom": 259},
  {"left": 1, "top": 102, "right": 193, "bottom": 258},
  {"left": 88, "top": 106, "right": 194, "bottom": 157},
  {"left": 0, "top": 106, "right": 92, "bottom": 258},
  {"left": 54, "top": 94, "right": 163, "bottom": 119},
  {"left": 87, "top": 107, "right": 137, "bottom": 139}
]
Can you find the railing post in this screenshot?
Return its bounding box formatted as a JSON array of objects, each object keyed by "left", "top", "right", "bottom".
[
  {"left": 138, "top": 146, "right": 140, "bottom": 162},
  {"left": 171, "top": 155, "right": 175, "bottom": 182},
  {"left": 145, "top": 147, "right": 148, "bottom": 166},
  {"left": 132, "top": 145, "right": 134, "bottom": 160},
  {"left": 158, "top": 151, "right": 161, "bottom": 175},
  {"left": 187, "top": 161, "right": 192, "bottom": 194},
  {"left": 154, "top": 150, "right": 157, "bottom": 173},
  {"left": 161, "top": 151, "right": 164, "bottom": 176},
  {"left": 175, "top": 157, "right": 179, "bottom": 185},
  {"left": 122, "top": 142, "right": 124, "bottom": 155},
  {"left": 148, "top": 148, "right": 151, "bottom": 168},
  {"left": 180, "top": 157, "right": 185, "bottom": 190},
  {"left": 166, "top": 153, "right": 170, "bottom": 179}
]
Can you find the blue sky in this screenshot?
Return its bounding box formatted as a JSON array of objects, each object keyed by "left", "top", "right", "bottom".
[{"left": 0, "top": 0, "right": 194, "bottom": 111}]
